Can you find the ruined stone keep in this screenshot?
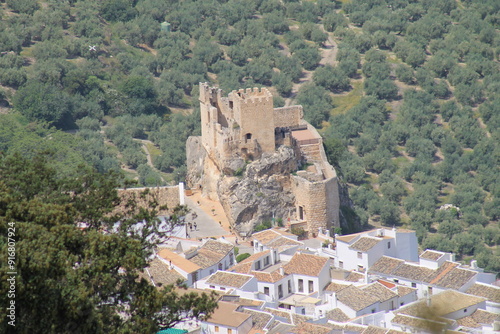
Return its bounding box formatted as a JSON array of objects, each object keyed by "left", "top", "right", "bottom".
[{"left": 187, "top": 83, "right": 341, "bottom": 236}]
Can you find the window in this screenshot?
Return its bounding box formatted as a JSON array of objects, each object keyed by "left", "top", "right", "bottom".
[
  {"left": 220, "top": 287, "right": 226, "bottom": 290},
  {"left": 308, "top": 280, "right": 314, "bottom": 293},
  {"left": 299, "top": 206, "right": 304, "bottom": 220},
  {"left": 278, "top": 284, "right": 283, "bottom": 298},
  {"left": 215, "top": 326, "right": 219, "bottom": 332},
  {"left": 229, "top": 255, "right": 234, "bottom": 266},
  {"left": 357, "top": 252, "right": 363, "bottom": 259},
  {"left": 228, "top": 329, "right": 232, "bottom": 334},
  {"left": 464, "top": 309, "right": 467, "bottom": 313},
  {"left": 358, "top": 265, "right": 364, "bottom": 272},
  {"left": 264, "top": 287, "right": 270, "bottom": 295},
  {"left": 388, "top": 242, "right": 391, "bottom": 249},
  {"left": 264, "top": 256, "right": 269, "bottom": 266},
  {"left": 246, "top": 133, "right": 252, "bottom": 140},
  {"left": 339, "top": 261, "right": 343, "bottom": 269},
  {"left": 255, "top": 261, "right": 261, "bottom": 270},
  {"left": 192, "top": 272, "right": 198, "bottom": 282},
  {"left": 400, "top": 302, "right": 404, "bottom": 306},
  {"left": 411, "top": 283, "right": 416, "bottom": 288},
  {"left": 288, "top": 280, "right": 292, "bottom": 293},
  {"left": 209, "top": 285, "right": 215, "bottom": 289},
  {"left": 371, "top": 309, "right": 375, "bottom": 313},
  {"left": 394, "top": 279, "right": 399, "bottom": 283},
  {"left": 218, "top": 263, "right": 223, "bottom": 270},
  {"left": 428, "top": 286, "right": 433, "bottom": 295},
  {"left": 298, "top": 279, "right": 304, "bottom": 292}
]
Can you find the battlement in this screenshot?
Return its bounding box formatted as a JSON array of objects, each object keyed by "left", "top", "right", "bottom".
[{"left": 229, "top": 87, "right": 273, "bottom": 105}]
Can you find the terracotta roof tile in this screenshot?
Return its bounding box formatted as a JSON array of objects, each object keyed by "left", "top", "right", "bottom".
[
  {"left": 456, "top": 309, "right": 499, "bottom": 329},
  {"left": 205, "top": 301, "right": 250, "bottom": 327},
  {"left": 253, "top": 229, "right": 295, "bottom": 245},
  {"left": 264, "top": 307, "right": 292, "bottom": 323},
  {"left": 289, "top": 322, "right": 333, "bottom": 334},
  {"left": 325, "top": 308, "right": 350, "bottom": 322},
  {"left": 144, "top": 258, "right": 185, "bottom": 287},
  {"left": 396, "top": 290, "right": 486, "bottom": 317},
  {"left": 230, "top": 261, "right": 253, "bottom": 274},
  {"left": 157, "top": 248, "right": 201, "bottom": 273},
  {"left": 349, "top": 237, "right": 382, "bottom": 252},
  {"left": 190, "top": 249, "right": 224, "bottom": 269},
  {"left": 336, "top": 285, "right": 380, "bottom": 311},
  {"left": 201, "top": 240, "right": 234, "bottom": 255},
  {"left": 345, "top": 271, "right": 365, "bottom": 282},
  {"left": 392, "top": 263, "right": 434, "bottom": 282},
  {"left": 420, "top": 250, "right": 444, "bottom": 260},
  {"left": 430, "top": 266, "right": 476, "bottom": 290},
  {"left": 206, "top": 271, "right": 253, "bottom": 289},
  {"left": 241, "top": 308, "right": 273, "bottom": 330},
  {"left": 391, "top": 314, "right": 447, "bottom": 332},
  {"left": 284, "top": 253, "right": 329, "bottom": 276},
  {"left": 251, "top": 270, "right": 285, "bottom": 283},
  {"left": 369, "top": 256, "right": 404, "bottom": 275},
  {"left": 291, "top": 313, "right": 313, "bottom": 326},
  {"left": 466, "top": 283, "right": 500, "bottom": 303},
  {"left": 266, "top": 236, "right": 303, "bottom": 248},
  {"left": 362, "top": 282, "right": 398, "bottom": 302},
  {"left": 362, "top": 325, "right": 389, "bottom": 334},
  {"left": 324, "top": 282, "right": 350, "bottom": 292},
  {"left": 396, "top": 285, "right": 416, "bottom": 297}
]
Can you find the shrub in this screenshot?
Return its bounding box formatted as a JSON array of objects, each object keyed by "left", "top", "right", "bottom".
[{"left": 236, "top": 253, "right": 251, "bottom": 263}]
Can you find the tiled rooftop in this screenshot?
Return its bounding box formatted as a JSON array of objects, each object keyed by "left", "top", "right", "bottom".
[
  {"left": 288, "top": 322, "right": 334, "bottom": 334},
  {"left": 369, "top": 256, "right": 404, "bottom": 275},
  {"left": 456, "top": 309, "right": 499, "bottom": 329},
  {"left": 430, "top": 266, "right": 476, "bottom": 290},
  {"left": 349, "top": 237, "right": 382, "bottom": 252},
  {"left": 397, "top": 290, "right": 486, "bottom": 317},
  {"left": 284, "top": 252, "right": 329, "bottom": 276},
  {"left": 345, "top": 271, "right": 365, "bottom": 282},
  {"left": 336, "top": 285, "right": 380, "bottom": 311},
  {"left": 362, "top": 325, "right": 390, "bottom": 334},
  {"left": 241, "top": 308, "right": 273, "bottom": 330},
  {"left": 253, "top": 229, "right": 295, "bottom": 245},
  {"left": 291, "top": 313, "right": 313, "bottom": 326},
  {"left": 362, "top": 282, "right": 398, "bottom": 302},
  {"left": 396, "top": 285, "right": 416, "bottom": 297},
  {"left": 324, "top": 281, "right": 350, "bottom": 292},
  {"left": 466, "top": 283, "right": 500, "bottom": 303},
  {"left": 157, "top": 248, "right": 201, "bottom": 273},
  {"left": 391, "top": 314, "right": 447, "bottom": 332},
  {"left": 230, "top": 261, "right": 253, "bottom": 274},
  {"left": 144, "top": 258, "right": 185, "bottom": 287},
  {"left": 251, "top": 270, "right": 285, "bottom": 283},
  {"left": 392, "top": 262, "right": 434, "bottom": 282},
  {"left": 264, "top": 307, "right": 292, "bottom": 323},
  {"left": 420, "top": 249, "right": 444, "bottom": 261},
  {"left": 189, "top": 249, "right": 224, "bottom": 269},
  {"left": 206, "top": 271, "right": 253, "bottom": 289},
  {"left": 201, "top": 239, "right": 234, "bottom": 255},
  {"left": 325, "top": 308, "right": 350, "bottom": 322},
  {"left": 205, "top": 301, "right": 250, "bottom": 327},
  {"left": 266, "top": 236, "right": 303, "bottom": 248}
]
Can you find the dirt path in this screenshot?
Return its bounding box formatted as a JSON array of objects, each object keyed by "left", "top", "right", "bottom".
[
  {"left": 135, "top": 138, "right": 167, "bottom": 183},
  {"left": 285, "top": 27, "right": 339, "bottom": 106}
]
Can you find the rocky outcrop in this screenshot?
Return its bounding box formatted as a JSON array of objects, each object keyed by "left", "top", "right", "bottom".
[{"left": 187, "top": 137, "right": 299, "bottom": 236}]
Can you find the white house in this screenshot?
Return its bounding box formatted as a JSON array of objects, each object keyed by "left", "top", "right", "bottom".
[
  {"left": 283, "top": 252, "right": 331, "bottom": 296},
  {"left": 200, "top": 271, "right": 258, "bottom": 300},
  {"left": 202, "top": 301, "right": 253, "bottom": 334},
  {"left": 334, "top": 228, "right": 418, "bottom": 272}
]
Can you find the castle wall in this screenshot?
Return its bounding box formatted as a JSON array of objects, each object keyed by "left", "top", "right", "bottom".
[
  {"left": 230, "top": 88, "right": 275, "bottom": 154},
  {"left": 273, "top": 105, "right": 303, "bottom": 128}
]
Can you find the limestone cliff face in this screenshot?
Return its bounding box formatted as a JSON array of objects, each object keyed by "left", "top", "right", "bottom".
[{"left": 186, "top": 136, "right": 299, "bottom": 236}]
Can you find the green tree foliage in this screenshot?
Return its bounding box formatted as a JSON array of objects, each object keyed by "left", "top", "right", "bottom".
[
  {"left": 296, "top": 83, "right": 332, "bottom": 128},
  {"left": 313, "top": 65, "right": 350, "bottom": 93},
  {"left": 0, "top": 153, "right": 218, "bottom": 333}
]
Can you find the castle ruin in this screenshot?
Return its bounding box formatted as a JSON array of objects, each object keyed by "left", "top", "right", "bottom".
[{"left": 187, "top": 83, "right": 341, "bottom": 236}]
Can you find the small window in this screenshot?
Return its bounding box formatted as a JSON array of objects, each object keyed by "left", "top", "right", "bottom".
[
  {"left": 339, "top": 261, "right": 343, "bottom": 269},
  {"left": 464, "top": 309, "right": 467, "bottom": 313},
  {"left": 358, "top": 265, "right": 364, "bottom": 272},
  {"left": 428, "top": 286, "right": 433, "bottom": 295},
  {"left": 215, "top": 326, "right": 219, "bottom": 332},
  {"left": 264, "top": 287, "right": 270, "bottom": 295},
  {"left": 371, "top": 309, "right": 375, "bottom": 313},
  {"left": 288, "top": 280, "right": 292, "bottom": 293},
  {"left": 278, "top": 284, "right": 283, "bottom": 298},
  {"left": 228, "top": 329, "right": 232, "bottom": 334},
  {"left": 394, "top": 279, "right": 399, "bottom": 283},
  {"left": 411, "top": 283, "right": 416, "bottom": 288},
  {"left": 246, "top": 133, "right": 252, "bottom": 140},
  {"left": 357, "top": 252, "right": 363, "bottom": 259},
  {"left": 298, "top": 279, "right": 304, "bottom": 292},
  {"left": 210, "top": 285, "right": 215, "bottom": 289},
  {"left": 308, "top": 280, "right": 314, "bottom": 293},
  {"left": 220, "top": 287, "right": 226, "bottom": 290},
  {"left": 388, "top": 242, "right": 391, "bottom": 249},
  {"left": 264, "top": 256, "right": 270, "bottom": 266},
  {"left": 400, "top": 302, "right": 404, "bottom": 306},
  {"left": 255, "top": 261, "right": 261, "bottom": 270},
  {"left": 218, "top": 263, "right": 223, "bottom": 270}
]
